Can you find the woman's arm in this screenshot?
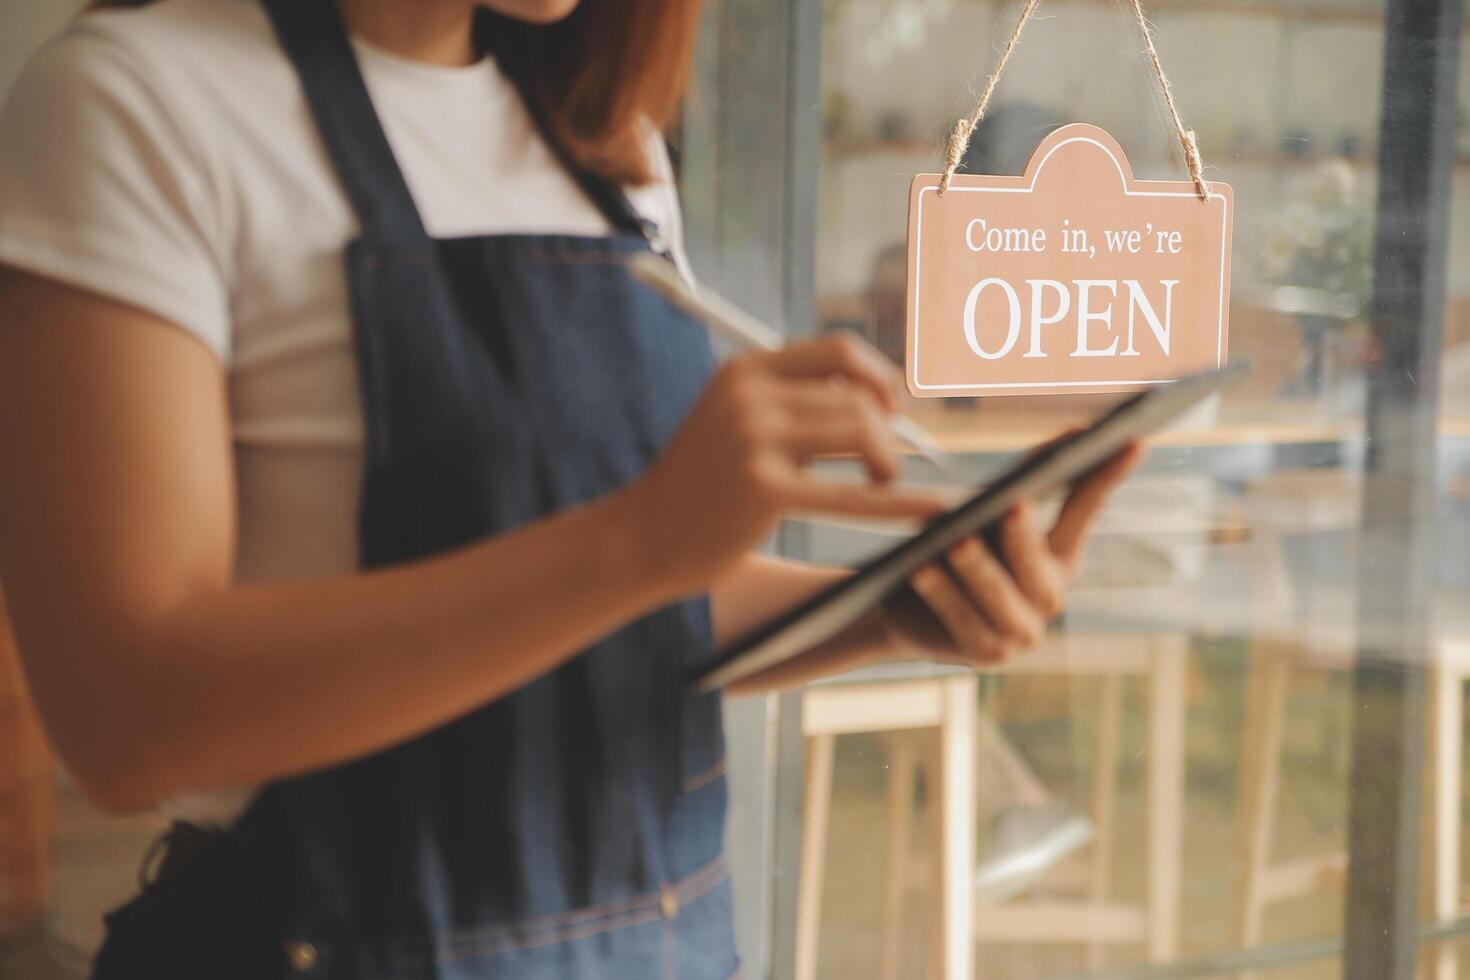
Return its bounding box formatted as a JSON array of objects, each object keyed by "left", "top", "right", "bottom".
[
  {"left": 0, "top": 271, "right": 947, "bottom": 813},
  {"left": 0, "top": 589, "right": 55, "bottom": 935},
  {"left": 710, "top": 554, "right": 851, "bottom": 649},
  {"left": 0, "top": 273, "right": 680, "bottom": 813}
]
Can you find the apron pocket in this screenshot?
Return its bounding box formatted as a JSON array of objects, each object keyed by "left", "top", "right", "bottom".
[{"left": 678, "top": 687, "right": 727, "bottom": 794}]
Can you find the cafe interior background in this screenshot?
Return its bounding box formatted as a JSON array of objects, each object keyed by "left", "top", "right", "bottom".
[{"left": 4, "top": 0, "right": 1470, "bottom": 977}]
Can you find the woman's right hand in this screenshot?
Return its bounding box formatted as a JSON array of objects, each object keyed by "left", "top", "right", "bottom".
[{"left": 628, "top": 334, "right": 951, "bottom": 593}]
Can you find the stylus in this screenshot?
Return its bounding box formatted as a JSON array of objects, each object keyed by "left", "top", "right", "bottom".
[{"left": 628, "top": 253, "right": 954, "bottom": 474}]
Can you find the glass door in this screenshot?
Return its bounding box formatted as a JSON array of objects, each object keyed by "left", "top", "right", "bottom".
[{"left": 682, "top": 0, "right": 1470, "bottom": 976}]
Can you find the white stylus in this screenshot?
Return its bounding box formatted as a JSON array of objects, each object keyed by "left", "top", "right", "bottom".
[{"left": 628, "top": 253, "right": 953, "bottom": 474}]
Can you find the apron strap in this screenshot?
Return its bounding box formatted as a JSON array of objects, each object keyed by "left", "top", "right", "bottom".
[
  {"left": 528, "top": 122, "right": 656, "bottom": 243},
  {"left": 471, "top": 13, "right": 657, "bottom": 243},
  {"left": 259, "top": 0, "right": 429, "bottom": 243}
]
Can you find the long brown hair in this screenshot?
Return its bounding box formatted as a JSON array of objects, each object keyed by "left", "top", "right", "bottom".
[{"left": 89, "top": 0, "right": 702, "bottom": 185}]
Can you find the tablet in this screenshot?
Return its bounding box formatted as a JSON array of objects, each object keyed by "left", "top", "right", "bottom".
[{"left": 696, "top": 362, "right": 1248, "bottom": 692}]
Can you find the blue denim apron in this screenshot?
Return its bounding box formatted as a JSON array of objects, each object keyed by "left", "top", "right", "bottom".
[{"left": 91, "top": 1, "right": 735, "bottom": 977}]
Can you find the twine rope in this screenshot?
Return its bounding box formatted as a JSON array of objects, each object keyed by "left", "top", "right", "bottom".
[
  {"left": 1126, "top": 0, "right": 1208, "bottom": 199},
  {"left": 939, "top": 0, "right": 1041, "bottom": 195},
  {"left": 938, "top": 0, "right": 1209, "bottom": 200}
]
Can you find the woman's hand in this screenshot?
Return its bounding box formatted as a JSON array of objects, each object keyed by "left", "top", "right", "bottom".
[
  {"left": 881, "top": 443, "right": 1143, "bottom": 667},
  {"left": 628, "top": 334, "right": 951, "bottom": 594}
]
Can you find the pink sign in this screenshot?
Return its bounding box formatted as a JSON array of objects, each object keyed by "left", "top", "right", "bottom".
[{"left": 906, "top": 124, "right": 1233, "bottom": 397}]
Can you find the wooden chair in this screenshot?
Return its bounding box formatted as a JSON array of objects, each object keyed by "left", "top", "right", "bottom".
[
  {"left": 796, "top": 672, "right": 978, "bottom": 980},
  {"left": 794, "top": 632, "right": 1188, "bottom": 980},
  {"left": 1235, "top": 639, "right": 1470, "bottom": 980},
  {"left": 1233, "top": 470, "right": 1470, "bottom": 980}
]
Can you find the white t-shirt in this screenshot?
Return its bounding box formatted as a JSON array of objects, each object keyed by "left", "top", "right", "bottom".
[{"left": 0, "top": 0, "right": 690, "bottom": 825}]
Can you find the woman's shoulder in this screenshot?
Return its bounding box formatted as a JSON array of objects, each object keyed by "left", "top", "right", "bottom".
[
  {"left": 51, "top": 0, "right": 276, "bottom": 58},
  {"left": 11, "top": 0, "right": 285, "bottom": 118},
  {"left": 0, "top": 0, "right": 290, "bottom": 365}
]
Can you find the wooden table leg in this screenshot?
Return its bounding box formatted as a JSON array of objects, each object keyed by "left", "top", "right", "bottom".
[
  {"left": 1147, "top": 639, "right": 1187, "bottom": 963},
  {"left": 1086, "top": 674, "right": 1124, "bottom": 971},
  {"left": 944, "top": 676, "right": 977, "bottom": 980},
  {"left": 1429, "top": 661, "right": 1463, "bottom": 980},
  {"left": 796, "top": 732, "right": 836, "bottom": 980},
  {"left": 928, "top": 676, "right": 977, "bottom": 980},
  {"left": 1235, "top": 645, "right": 1290, "bottom": 976},
  {"left": 881, "top": 732, "right": 918, "bottom": 980}
]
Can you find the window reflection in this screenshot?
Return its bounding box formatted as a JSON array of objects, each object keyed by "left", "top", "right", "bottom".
[{"left": 800, "top": 0, "right": 1470, "bottom": 976}]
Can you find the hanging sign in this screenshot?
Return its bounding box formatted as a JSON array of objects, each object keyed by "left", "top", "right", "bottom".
[{"left": 905, "top": 124, "right": 1232, "bottom": 397}]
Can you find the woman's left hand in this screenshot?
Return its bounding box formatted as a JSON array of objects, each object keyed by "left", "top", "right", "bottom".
[{"left": 881, "top": 442, "right": 1144, "bottom": 667}]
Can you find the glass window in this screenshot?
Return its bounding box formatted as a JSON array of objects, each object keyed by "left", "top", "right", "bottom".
[
  {"left": 685, "top": 0, "right": 1470, "bottom": 977},
  {"left": 3, "top": 0, "right": 1467, "bottom": 977}
]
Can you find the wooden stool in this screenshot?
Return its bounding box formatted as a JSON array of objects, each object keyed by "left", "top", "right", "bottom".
[
  {"left": 794, "top": 632, "right": 1188, "bottom": 980},
  {"left": 1235, "top": 640, "right": 1470, "bottom": 980},
  {"left": 1233, "top": 470, "right": 1470, "bottom": 979},
  {"left": 796, "top": 673, "right": 978, "bottom": 980}
]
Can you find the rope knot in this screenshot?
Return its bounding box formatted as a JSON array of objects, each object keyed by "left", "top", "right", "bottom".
[
  {"left": 939, "top": 119, "right": 976, "bottom": 195},
  {"left": 1180, "top": 129, "right": 1209, "bottom": 200}
]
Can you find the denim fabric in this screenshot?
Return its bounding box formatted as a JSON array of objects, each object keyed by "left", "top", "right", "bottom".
[{"left": 92, "top": 1, "right": 734, "bottom": 976}]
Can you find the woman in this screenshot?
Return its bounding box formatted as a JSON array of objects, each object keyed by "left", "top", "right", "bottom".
[{"left": 0, "top": 0, "right": 1139, "bottom": 976}]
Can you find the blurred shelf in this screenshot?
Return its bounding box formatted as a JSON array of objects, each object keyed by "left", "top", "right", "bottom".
[
  {"left": 822, "top": 139, "right": 1470, "bottom": 172},
  {"left": 822, "top": 0, "right": 1470, "bottom": 36},
  {"left": 1114, "top": 0, "right": 1402, "bottom": 27},
  {"left": 962, "top": 0, "right": 1465, "bottom": 30},
  {"left": 904, "top": 404, "right": 1470, "bottom": 454}
]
